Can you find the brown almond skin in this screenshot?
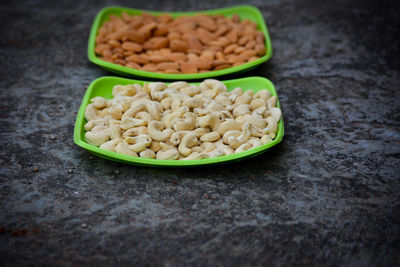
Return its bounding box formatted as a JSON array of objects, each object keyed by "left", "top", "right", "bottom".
[
  {"left": 226, "top": 29, "right": 238, "bottom": 43},
  {"left": 170, "top": 39, "right": 189, "bottom": 53},
  {"left": 126, "top": 30, "right": 145, "bottom": 44},
  {"left": 154, "top": 24, "right": 169, "bottom": 36},
  {"left": 188, "top": 36, "right": 203, "bottom": 51},
  {"left": 232, "top": 14, "right": 240, "bottom": 24},
  {"left": 142, "top": 63, "right": 158, "bottom": 72},
  {"left": 159, "top": 48, "right": 172, "bottom": 56},
  {"left": 212, "top": 60, "right": 228, "bottom": 67},
  {"left": 200, "top": 50, "right": 215, "bottom": 61},
  {"left": 168, "top": 52, "right": 188, "bottom": 62},
  {"left": 255, "top": 44, "right": 266, "bottom": 56},
  {"left": 215, "top": 25, "right": 229, "bottom": 36},
  {"left": 95, "top": 43, "right": 111, "bottom": 55},
  {"left": 164, "top": 69, "right": 181, "bottom": 74},
  {"left": 157, "top": 14, "right": 173, "bottom": 24},
  {"left": 149, "top": 55, "right": 171, "bottom": 63},
  {"left": 234, "top": 46, "right": 246, "bottom": 54},
  {"left": 237, "top": 50, "right": 257, "bottom": 62},
  {"left": 108, "top": 39, "right": 121, "bottom": 48},
  {"left": 127, "top": 54, "right": 149, "bottom": 64},
  {"left": 126, "top": 62, "right": 141, "bottom": 69},
  {"left": 138, "top": 22, "right": 157, "bottom": 40},
  {"left": 194, "top": 15, "right": 217, "bottom": 32},
  {"left": 122, "top": 41, "right": 143, "bottom": 52},
  {"left": 214, "top": 64, "right": 231, "bottom": 70},
  {"left": 194, "top": 58, "right": 212, "bottom": 70},
  {"left": 248, "top": 56, "right": 260, "bottom": 62},
  {"left": 224, "top": 44, "right": 238, "bottom": 54},
  {"left": 103, "top": 49, "right": 112, "bottom": 58},
  {"left": 150, "top": 37, "right": 170, "bottom": 50},
  {"left": 238, "top": 35, "right": 251, "bottom": 46},
  {"left": 99, "top": 57, "right": 113, "bottom": 63},
  {"left": 245, "top": 40, "right": 256, "bottom": 49},
  {"left": 157, "top": 62, "right": 180, "bottom": 71},
  {"left": 197, "top": 27, "right": 217, "bottom": 45},
  {"left": 180, "top": 61, "right": 198, "bottom": 74},
  {"left": 233, "top": 61, "right": 245, "bottom": 67}
]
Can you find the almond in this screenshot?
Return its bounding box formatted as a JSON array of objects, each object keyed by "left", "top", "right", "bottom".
[
  {"left": 200, "top": 50, "right": 215, "bottom": 61},
  {"left": 197, "top": 27, "right": 217, "bottom": 45},
  {"left": 138, "top": 22, "right": 157, "bottom": 40},
  {"left": 226, "top": 29, "right": 238, "bottom": 43},
  {"left": 126, "top": 62, "right": 141, "bottom": 69},
  {"left": 238, "top": 35, "right": 251, "bottom": 46},
  {"left": 122, "top": 41, "right": 143, "bottom": 52},
  {"left": 127, "top": 54, "right": 149, "bottom": 64},
  {"left": 224, "top": 44, "right": 238, "bottom": 54},
  {"left": 233, "top": 61, "right": 245, "bottom": 67},
  {"left": 168, "top": 52, "right": 188, "bottom": 62},
  {"left": 108, "top": 39, "right": 121, "bottom": 48},
  {"left": 95, "top": 43, "right": 111, "bottom": 55},
  {"left": 188, "top": 36, "right": 203, "bottom": 51},
  {"left": 142, "top": 63, "right": 158, "bottom": 72},
  {"left": 255, "top": 44, "right": 266, "bottom": 55},
  {"left": 194, "top": 15, "right": 216, "bottom": 32},
  {"left": 159, "top": 48, "right": 172, "bottom": 56},
  {"left": 216, "top": 51, "right": 225, "bottom": 61},
  {"left": 154, "top": 24, "right": 169, "bottom": 36},
  {"left": 180, "top": 61, "right": 198, "bottom": 74},
  {"left": 126, "top": 29, "right": 145, "bottom": 44},
  {"left": 211, "top": 60, "right": 228, "bottom": 67},
  {"left": 149, "top": 55, "right": 171, "bottom": 63},
  {"left": 146, "top": 37, "right": 169, "bottom": 50},
  {"left": 164, "top": 69, "right": 181, "bottom": 74},
  {"left": 170, "top": 39, "right": 188, "bottom": 53},
  {"left": 248, "top": 56, "right": 259, "bottom": 62},
  {"left": 237, "top": 50, "right": 257, "bottom": 62},
  {"left": 157, "top": 14, "right": 173, "bottom": 24},
  {"left": 234, "top": 46, "right": 246, "bottom": 54},
  {"left": 232, "top": 14, "right": 240, "bottom": 24},
  {"left": 245, "top": 40, "right": 257, "bottom": 50},
  {"left": 214, "top": 64, "right": 231, "bottom": 70},
  {"left": 194, "top": 58, "right": 212, "bottom": 70},
  {"left": 215, "top": 25, "right": 229, "bottom": 36},
  {"left": 157, "top": 62, "right": 179, "bottom": 70}
]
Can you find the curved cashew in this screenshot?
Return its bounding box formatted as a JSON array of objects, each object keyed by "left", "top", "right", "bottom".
[
  {"left": 200, "top": 142, "right": 217, "bottom": 153},
  {"left": 135, "top": 111, "right": 153, "bottom": 124},
  {"left": 249, "top": 123, "right": 265, "bottom": 137},
  {"left": 267, "top": 96, "right": 277, "bottom": 109},
  {"left": 261, "top": 135, "right": 273, "bottom": 144},
  {"left": 180, "top": 151, "right": 208, "bottom": 160},
  {"left": 178, "top": 132, "right": 198, "bottom": 156},
  {"left": 229, "top": 87, "right": 243, "bottom": 102},
  {"left": 172, "top": 112, "right": 196, "bottom": 131},
  {"left": 199, "top": 79, "right": 227, "bottom": 93},
  {"left": 122, "top": 99, "right": 148, "bottom": 119},
  {"left": 222, "top": 130, "right": 241, "bottom": 144},
  {"left": 254, "top": 90, "right": 271, "bottom": 102},
  {"left": 265, "top": 117, "right": 278, "bottom": 137},
  {"left": 235, "top": 90, "right": 254, "bottom": 105},
  {"left": 168, "top": 81, "right": 189, "bottom": 90},
  {"left": 235, "top": 143, "right": 252, "bottom": 153},
  {"left": 198, "top": 113, "right": 221, "bottom": 130},
  {"left": 248, "top": 137, "right": 263, "bottom": 148},
  {"left": 112, "top": 84, "right": 137, "bottom": 97},
  {"left": 85, "top": 104, "right": 100, "bottom": 121},
  {"left": 120, "top": 117, "right": 147, "bottom": 130},
  {"left": 139, "top": 148, "right": 156, "bottom": 159},
  {"left": 233, "top": 104, "right": 251, "bottom": 117},
  {"left": 116, "top": 141, "right": 139, "bottom": 157},
  {"left": 200, "top": 131, "right": 220, "bottom": 142},
  {"left": 100, "top": 139, "right": 121, "bottom": 152},
  {"left": 169, "top": 131, "right": 189, "bottom": 146},
  {"left": 85, "top": 127, "right": 110, "bottom": 146},
  {"left": 149, "top": 82, "right": 167, "bottom": 100},
  {"left": 203, "top": 88, "right": 219, "bottom": 99},
  {"left": 109, "top": 120, "right": 122, "bottom": 140},
  {"left": 145, "top": 101, "right": 162, "bottom": 121},
  {"left": 129, "top": 92, "right": 150, "bottom": 104},
  {"left": 269, "top": 107, "right": 282, "bottom": 122},
  {"left": 84, "top": 117, "right": 109, "bottom": 131},
  {"left": 215, "top": 92, "right": 232, "bottom": 106},
  {"left": 215, "top": 141, "right": 235, "bottom": 155},
  {"left": 244, "top": 114, "right": 267, "bottom": 129},
  {"left": 109, "top": 103, "right": 123, "bottom": 120},
  {"left": 204, "top": 148, "right": 225, "bottom": 158},
  {"left": 162, "top": 106, "right": 188, "bottom": 128},
  {"left": 249, "top": 98, "right": 266, "bottom": 111},
  {"left": 156, "top": 148, "right": 179, "bottom": 160},
  {"left": 171, "top": 98, "right": 181, "bottom": 111},
  {"left": 193, "top": 127, "right": 210, "bottom": 137},
  {"left": 124, "top": 134, "right": 152, "bottom": 153},
  {"left": 206, "top": 102, "right": 225, "bottom": 112},
  {"left": 182, "top": 96, "right": 203, "bottom": 108},
  {"left": 180, "top": 85, "right": 200, "bottom": 96},
  {"left": 150, "top": 141, "right": 163, "bottom": 152},
  {"left": 148, "top": 121, "right": 173, "bottom": 141},
  {"left": 91, "top": 97, "right": 107, "bottom": 109},
  {"left": 160, "top": 97, "right": 173, "bottom": 110},
  {"left": 253, "top": 106, "right": 267, "bottom": 117},
  {"left": 216, "top": 120, "right": 241, "bottom": 134},
  {"left": 122, "top": 126, "right": 147, "bottom": 138},
  {"left": 227, "top": 123, "right": 251, "bottom": 149}
]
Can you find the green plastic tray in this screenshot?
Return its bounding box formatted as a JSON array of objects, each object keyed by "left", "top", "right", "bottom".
[
  {"left": 88, "top": 5, "right": 272, "bottom": 80},
  {"left": 73, "top": 76, "right": 284, "bottom": 167}
]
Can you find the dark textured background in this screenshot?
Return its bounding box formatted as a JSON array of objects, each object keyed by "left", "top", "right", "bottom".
[{"left": 0, "top": 0, "right": 399, "bottom": 266}]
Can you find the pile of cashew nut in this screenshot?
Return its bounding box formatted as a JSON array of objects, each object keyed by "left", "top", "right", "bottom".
[{"left": 84, "top": 79, "right": 281, "bottom": 160}]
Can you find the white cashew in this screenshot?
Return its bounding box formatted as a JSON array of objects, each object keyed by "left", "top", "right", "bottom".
[
  {"left": 100, "top": 139, "right": 121, "bottom": 152},
  {"left": 124, "top": 134, "right": 152, "bottom": 153},
  {"left": 178, "top": 132, "right": 198, "bottom": 156},
  {"left": 200, "top": 131, "right": 220, "bottom": 142},
  {"left": 254, "top": 90, "right": 271, "bottom": 102},
  {"left": 139, "top": 149, "right": 156, "bottom": 159},
  {"left": 147, "top": 121, "right": 173, "bottom": 141},
  {"left": 172, "top": 112, "right": 196, "bottom": 131},
  {"left": 85, "top": 104, "right": 100, "bottom": 121},
  {"left": 116, "top": 141, "right": 139, "bottom": 157},
  {"left": 91, "top": 97, "right": 107, "bottom": 109}
]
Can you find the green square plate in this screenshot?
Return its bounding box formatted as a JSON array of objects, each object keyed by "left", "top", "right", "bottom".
[
  {"left": 88, "top": 5, "right": 272, "bottom": 80},
  {"left": 74, "top": 76, "right": 284, "bottom": 167}
]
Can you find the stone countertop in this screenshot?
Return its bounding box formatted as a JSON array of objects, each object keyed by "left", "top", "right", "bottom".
[{"left": 0, "top": 0, "right": 399, "bottom": 266}]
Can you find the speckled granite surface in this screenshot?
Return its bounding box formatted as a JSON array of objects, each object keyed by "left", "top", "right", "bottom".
[{"left": 0, "top": 0, "right": 399, "bottom": 266}]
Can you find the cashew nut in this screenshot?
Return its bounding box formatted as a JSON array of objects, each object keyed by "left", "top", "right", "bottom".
[
  {"left": 148, "top": 121, "right": 173, "bottom": 141},
  {"left": 178, "top": 132, "right": 198, "bottom": 156},
  {"left": 139, "top": 149, "right": 156, "bottom": 159}
]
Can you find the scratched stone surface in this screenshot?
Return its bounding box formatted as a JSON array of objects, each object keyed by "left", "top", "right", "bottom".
[{"left": 0, "top": 0, "right": 399, "bottom": 266}]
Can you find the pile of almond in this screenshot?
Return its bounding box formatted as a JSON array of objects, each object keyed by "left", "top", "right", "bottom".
[{"left": 95, "top": 12, "right": 266, "bottom": 74}]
